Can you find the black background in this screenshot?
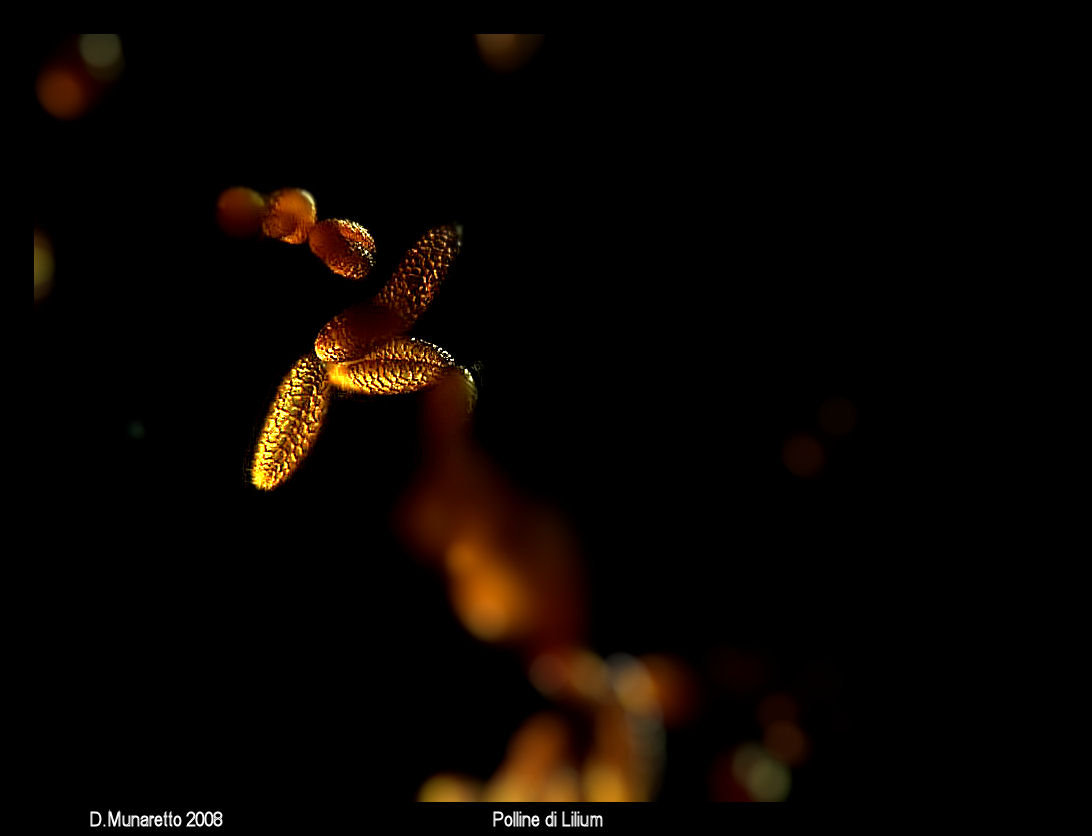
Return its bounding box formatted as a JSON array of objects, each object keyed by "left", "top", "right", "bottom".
[{"left": 32, "top": 31, "right": 909, "bottom": 825}]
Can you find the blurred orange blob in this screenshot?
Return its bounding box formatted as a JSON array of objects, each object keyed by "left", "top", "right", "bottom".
[
  {"left": 782, "top": 433, "right": 825, "bottom": 478},
  {"left": 37, "top": 36, "right": 121, "bottom": 120},
  {"left": 529, "top": 648, "right": 609, "bottom": 704},
  {"left": 818, "top": 395, "right": 858, "bottom": 436},
  {"left": 445, "top": 536, "right": 532, "bottom": 643},
  {"left": 475, "top": 34, "right": 544, "bottom": 72},
  {"left": 262, "top": 188, "right": 316, "bottom": 244},
  {"left": 485, "top": 713, "right": 573, "bottom": 802},
  {"left": 583, "top": 699, "right": 655, "bottom": 802},
  {"left": 641, "top": 654, "right": 700, "bottom": 727},
  {"left": 757, "top": 692, "right": 799, "bottom": 728},
  {"left": 763, "top": 720, "right": 809, "bottom": 766},
  {"left": 216, "top": 187, "right": 268, "bottom": 238},
  {"left": 582, "top": 760, "right": 633, "bottom": 802},
  {"left": 36, "top": 64, "right": 92, "bottom": 120},
  {"left": 419, "top": 368, "right": 478, "bottom": 450},
  {"left": 610, "top": 655, "right": 659, "bottom": 717},
  {"left": 710, "top": 750, "right": 754, "bottom": 802},
  {"left": 540, "top": 767, "right": 582, "bottom": 802},
  {"left": 418, "top": 773, "right": 483, "bottom": 802},
  {"left": 308, "top": 219, "right": 377, "bottom": 279},
  {"left": 398, "top": 440, "right": 587, "bottom": 658},
  {"left": 34, "top": 229, "right": 55, "bottom": 304}
]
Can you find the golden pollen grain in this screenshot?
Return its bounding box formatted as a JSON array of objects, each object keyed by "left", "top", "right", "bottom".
[
  {"left": 313, "top": 302, "right": 405, "bottom": 364},
  {"left": 261, "top": 188, "right": 317, "bottom": 244},
  {"left": 372, "top": 224, "right": 461, "bottom": 331},
  {"left": 216, "top": 187, "right": 268, "bottom": 238},
  {"left": 328, "top": 337, "right": 457, "bottom": 395},
  {"left": 308, "top": 219, "right": 377, "bottom": 279},
  {"left": 251, "top": 353, "right": 332, "bottom": 490}
]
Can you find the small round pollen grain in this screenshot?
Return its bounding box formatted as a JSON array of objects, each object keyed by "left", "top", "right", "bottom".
[
  {"left": 251, "top": 352, "right": 332, "bottom": 491},
  {"left": 261, "top": 188, "right": 317, "bottom": 244},
  {"left": 373, "top": 224, "right": 461, "bottom": 330},
  {"left": 216, "top": 186, "right": 268, "bottom": 238},
  {"left": 314, "top": 302, "right": 405, "bottom": 364},
  {"left": 328, "top": 337, "right": 457, "bottom": 395},
  {"left": 308, "top": 219, "right": 377, "bottom": 279}
]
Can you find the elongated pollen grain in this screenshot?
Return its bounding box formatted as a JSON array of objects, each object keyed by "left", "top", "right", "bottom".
[
  {"left": 328, "top": 337, "right": 457, "bottom": 395},
  {"left": 251, "top": 352, "right": 332, "bottom": 490},
  {"left": 372, "top": 224, "right": 461, "bottom": 330}
]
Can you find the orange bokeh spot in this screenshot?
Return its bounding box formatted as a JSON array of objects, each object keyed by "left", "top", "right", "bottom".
[
  {"left": 36, "top": 65, "right": 91, "bottom": 120},
  {"left": 418, "top": 774, "right": 482, "bottom": 802},
  {"left": 475, "top": 34, "right": 544, "bottom": 73},
  {"left": 641, "top": 654, "right": 699, "bottom": 727},
  {"left": 446, "top": 537, "right": 532, "bottom": 642},
  {"left": 782, "top": 433, "right": 825, "bottom": 478},
  {"left": 763, "top": 720, "right": 809, "bottom": 766},
  {"left": 818, "top": 395, "right": 858, "bottom": 436},
  {"left": 757, "top": 692, "right": 799, "bottom": 727}
]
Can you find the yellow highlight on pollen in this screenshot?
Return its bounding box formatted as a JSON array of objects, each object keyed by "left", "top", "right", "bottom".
[
  {"left": 328, "top": 337, "right": 457, "bottom": 395},
  {"left": 308, "top": 219, "right": 377, "bottom": 279},
  {"left": 251, "top": 353, "right": 332, "bottom": 491}
]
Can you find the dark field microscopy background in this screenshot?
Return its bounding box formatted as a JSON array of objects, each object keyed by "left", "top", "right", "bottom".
[{"left": 32, "top": 31, "right": 913, "bottom": 825}]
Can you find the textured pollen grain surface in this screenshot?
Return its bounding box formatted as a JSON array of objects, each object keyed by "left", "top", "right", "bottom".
[
  {"left": 372, "top": 225, "right": 461, "bottom": 330},
  {"left": 313, "top": 302, "right": 405, "bottom": 364},
  {"left": 328, "top": 336, "right": 457, "bottom": 395},
  {"left": 308, "top": 219, "right": 377, "bottom": 279},
  {"left": 262, "top": 188, "right": 317, "bottom": 244},
  {"left": 251, "top": 353, "right": 332, "bottom": 490}
]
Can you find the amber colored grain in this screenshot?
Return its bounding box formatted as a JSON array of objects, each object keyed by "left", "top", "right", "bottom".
[
  {"left": 308, "top": 218, "right": 377, "bottom": 279},
  {"left": 313, "top": 302, "right": 405, "bottom": 364},
  {"left": 372, "top": 225, "right": 461, "bottom": 330},
  {"left": 261, "top": 188, "right": 317, "bottom": 244},
  {"left": 327, "top": 336, "right": 457, "bottom": 395},
  {"left": 216, "top": 187, "right": 268, "bottom": 238},
  {"left": 251, "top": 353, "right": 332, "bottom": 490}
]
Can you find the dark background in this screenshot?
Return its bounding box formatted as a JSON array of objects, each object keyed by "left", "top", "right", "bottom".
[{"left": 32, "top": 31, "right": 907, "bottom": 824}]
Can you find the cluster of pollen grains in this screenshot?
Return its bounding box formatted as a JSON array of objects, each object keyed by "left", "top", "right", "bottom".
[
  {"left": 217, "top": 186, "right": 317, "bottom": 245},
  {"left": 219, "top": 185, "right": 476, "bottom": 491},
  {"left": 251, "top": 353, "right": 332, "bottom": 491}
]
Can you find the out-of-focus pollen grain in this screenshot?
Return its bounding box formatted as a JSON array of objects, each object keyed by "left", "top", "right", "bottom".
[
  {"left": 261, "top": 188, "right": 317, "bottom": 244},
  {"left": 217, "top": 186, "right": 268, "bottom": 238},
  {"left": 372, "top": 225, "right": 461, "bottom": 330},
  {"left": 308, "top": 218, "right": 377, "bottom": 279},
  {"left": 327, "top": 336, "right": 457, "bottom": 395},
  {"left": 251, "top": 352, "right": 332, "bottom": 490}
]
